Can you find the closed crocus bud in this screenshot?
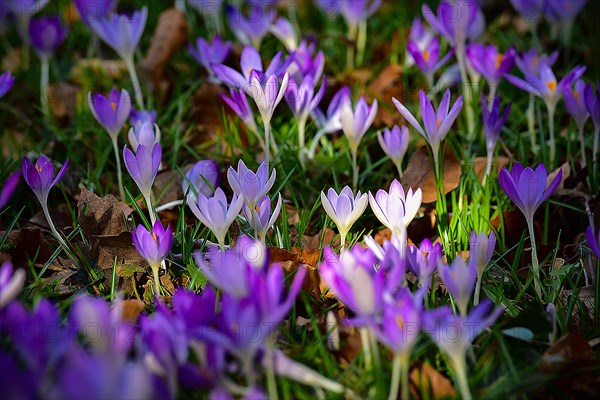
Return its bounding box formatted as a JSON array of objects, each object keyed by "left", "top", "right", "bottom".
[
  {"left": 270, "top": 17, "right": 298, "bottom": 51},
  {"left": 341, "top": 97, "right": 378, "bottom": 155},
  {"left": 187, "top": 187, "right": 244, "bottom": 250},
  {"left": 469, "top": 230, "right": 496, "bottom": 277},
  {"left": 123, "top": 143, "right": 162, "bottom": 200},
  {"left": 244, "top": 194, "right": 282, "bottom": 243},
  {"left": 21, "top": 155, "right": 69, "bottom": 205},
  {"left": 439, "top": 257, "right": 477, "bottom": 317},
  {"left": 188, "top": 35, "right": 232, "bottom": 76},
  {"left": 128, "top": 122, "right": 161, "bottom": 150},
  {"left": 182, "top": 160, "right": 220, "bottom": 202},
  {"left": 28, "top": 16, "right": 68, "bottom": 60},
  {"left": 377, "top": 125, "right": 409, "bottom": 177},
  {"left": 132, "top": 220, "right": 173, "bottom": 294},
  {"left": 320, "top": 186, "right": 368, "bottom": 249}
]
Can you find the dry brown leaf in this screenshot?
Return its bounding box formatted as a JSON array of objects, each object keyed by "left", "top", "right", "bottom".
[
  {"left": 410, "top": 362, "right": 456, "bottom": 399},
  {"left": 558, "top": 285, "right": 596, "bottom": 331},
  {"left": 403, "top": 146, "right": 461, "bottom": 204},
  {"left": 47, "top": 82, "right": 80, "bottom": 123},
  {"left": 471, "top": 156, "right": 510, "bottom": 181},
  {"left": 142, "top": 8, "right": 189, "bottom": 84},
  {"left": 365, "top": 64, "right": 404, "bottom": 127},
  {"left": 5, "top": 228, "right": 53, "bottom": 270},
  {"left": 119, "top": 299, "right": 145, "bottom": 323},
  {"left": 77, "top": 189, "right": 133, "bottom": 237},
  {"left": 548, "top": 162, "right": 570, "bottom": 190},
  {"left": 285, "top": 203, "right": 300, "bottom": 226},
  {"left": 301, "top": 227, "right": 339, "bottom": 250}
]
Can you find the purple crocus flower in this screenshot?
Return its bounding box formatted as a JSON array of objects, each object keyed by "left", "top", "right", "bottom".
[
  {"left": 341, "top": 96, "right": 378, "bottom": 155},
  {"left": 319, "top": 245, "right": 385, "bottom": 324},
  {"left": 369, "top": 180, "right": 422, "bottom": 256},
  {"left": 424, "top": 300, "right": 503, "bottom": 399},
  {"left": 584, "top": 84, "right": 600, "bottom": 162},
  {"left": 188, "top": 35, "right": 232, "bottom": 76},
  {"left": 89, "top": 8, "right": 148, "bottom": 62},
  {"left": 123, "top": 143, "right": 162, "bottom": 201},
  {"left": 393, "top": 89, "right": 463, "bottom": 175},
  {"left": 187, "top": 187, "right": 244, "bottom": 249},
  {"left": 510, "top": 0, "right": 545, "bottom": 24},
  {"left": 563, "top": 79, "right": 590, "bottom": 132},
  {"left": 74, "top": 0, "right": 118, "bottom": 27},
  {"left": 469, "top": 230, "right": 496, "bottom": 305},
  {"left": 220, "top": 88, "right": 258, "bottom": 134},
  {"left": 89, "top": 88, "right": 132, "bottom": 140},
  {"left": 132, "top": 220, "right": 172, "bottom": 294},
  {"left": 312, "top": 86, "right": 351, "bottom": 135},
  {"left": 406, "top": 238, "right": 443, "bottom": 290},
  {"left": 128, "top": 122, "right": 160, "bottom": 150},
  {"left": 377, "top": 125, "right": 410, "bottom": 178},
  {"left": 21, "top": 155, "right": 69, "bottom": 205},
  {"left": 586, "top": 226, "right": 600, "bottom": 259},
  {"left": 244, "top": 194, "right": 282, "bottom": 243},
  {"left": 227, "top": 160, "right": 276, "bottom": 209},
  {"left": 544, "top": 0, "right": 587, "bottom": 22},
  {"left": 466, "top": 44, "right": 516, "bottom": 86},
  {"left": 225, "top": 3, "right": 274, "bottom": 48},
  {"left": 7, "top": 0, "right": 49, "bottom": 42},
  {"left": 438, "top": 257, "right": 476, "bottom": 316},
  {"left": 514, "top": 48, "right": 559, "bottom": 77},
  {"left": 28, "top": 16, "right": 68, "bottom": 60},
  {"left": 0, "top": 171, "right": 20, "bottom": 210},
  {"left": 182, "top": 160, "right": 220, "bottom": 202},
  {"left": 0, "top": 263, "right": 26, "bottom": 309},
  {"left": 286, "top": 75, "right": 326, "bottom": 148},
  {"left": 288, "top": 40, "right": 325, "bottom": 83},
  {"left": 0, "top": 70, "right": 15, "bottom": 98},
  {"left": 130, "top": 108, "right": 157, "bottom": 126},
  {"left": 422, "top": 0, "right": 485, "bottom": 48},
  {"left": 499, "top": 162, "right": 562, "bottom": 300},
  {"left": 407, "top": 36, "right": 454, "bottom": 88},
  {"left": 270, "top": 17, "right": 298, "bottom": 51},
  {"left": 320, "top": 186, "right": 369, "bottom": 248},
  {"left": 338, "top": 0, "right": 382, "bottom": 27},
  {"left": 481, "top": 92, "right": 511, "bottom": 159}
]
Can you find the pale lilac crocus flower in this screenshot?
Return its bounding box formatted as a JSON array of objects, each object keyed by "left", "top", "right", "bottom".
[
  {"left": 188, "top": 35, "right": 232, "bottom": 78},
  {"left": 393, "top": 89, "right": 463, "bottom": 176},
  {"left": 0, "top": 263, "right": 26, "bottom": 309},
  {"left": 225, "top": 3, "right": 274, "bottom": 49},
  {"left": 270, "top": 17, "right": 298, "bottom": 51},
  {"left": 285, "top": 75, "right": 326, "bottom": 150},
  {"left": 341, "top": 96, "right": 378, "bottom": 189},
  {"left": 244, "top": 194, "right": 282, "bottom": 243},
  {"left": 466, "top": 44, "right": 516, "bottom": 103},
  {"left": 123, "top": 143, "right": 162, "bottom": 225},
  {"left": 368, "top": 179, "right": 422, "bottom": 257},
  {"left": 404, "top": 18, "right": 435, "bottom": 68},
  {"left": 128, "top": 122, "right": 161, "bottom": 150},
  {"left": 320, "top": 186, "right": 368, "bottom": 249},
  {"left": 377, "top": 125, "right": 409, "bottom": 178},
  {"left": 307, "top": 86, "right": 351, "bottom": 159},
  {"left": 438, "top": 257, "right": 476, "bottom": 316},
  {"left": 407, "top": 36, "right": 454, "bottom": 89},
  {"left": 227, "top": 160, "right": 276, "bottom": 210},
  {"left": 469, "top": 230, "right": 496, "bottom": 305},
  {"left": 132, "top": 221, "right": 173, "bottom": 294}
]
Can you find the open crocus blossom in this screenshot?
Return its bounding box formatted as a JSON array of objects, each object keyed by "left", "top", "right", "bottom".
[
  {"left": 424, "top": 300, "right": 503, "bottom": 400},
  {"left": 320, "top": 186, "right": 369, "bottom": 249},
  {"left": 188, "top": 35, "right": 232, "bottom": 77},
  {"left": 123, "top": 143, "right": 162, "bottom": 224},
  {"left": 132, "top": 221, "right": 173, "bottom": 294},
  {"left": 227, "top": 160, "right": 276, "bottom": 209},
  {"left": 0, "top": 171, "right": 20, "bottom": 210},
  {"left": 499, "top": 162, "right": 562, "bottom": 300},
  {"left": 563, "top": 79, "right": 590, "bottom": 167},
  {"left": 406, "top": 238, "right": 443, "bottom": 290},
  {"left": 469, "top": 230, "right": 496, "bottom": 305},
  {"left": 225, "top": 3, "right": 274, "bottom": 49},
  {"left": 187, "top": 187, "right": 244, "bottom": 250},
  {"left": 270, "top": 17, "right": 298, "bottom": 51},
  {"left": 128, "top": 122, "right": 161, "bottom": 150},
  {"left": 586, "top": 226, "right": 600, "bottom": 259},
  {"left": 369, "top": 180, "right": 422, "bottom": 256},
  {"left": 423, "top": 0, "right": 484, "bottom": 49},
  {"left": 74, "top": 0, "right": 117, "bottom": 27},
  {"left": 319, "top": 246, "right": 385, "bottom": 324},
  {"left": 438, "top": 257, "right": 476, "bottom": 317},
  {"left": 288, "top": 40, "right": 325, "bottom": 83},
  {"left": 0, "top": 263, "right": 26, "bottom": 309},
  {"left": 407, "top": 36, "right": 454, "bottom": 88},
  {"left": 182, "top": 160, "right": 220, "bottom": 202},
  {"left": 393, "top": 89, "right": 463, "bottom": 176},
  {"left": 466, "top": 44, "right": 516, "bottom": 89},
  {"left": 377, "top": 125, "right": 410, "bottom": 178},
  {"left": 405, "top": 18, "right": 435, "bottom": 67},
  {"left": 0, "top": 70, "right": 15, "bottom": 98},
  {"left": 244, "top": 194, "right": 282, "bottom": 243},
  {"left": 341, "top": 96, "right": 378, "bottom": 188},
  {"left": 21, "top": 155, "right": 70, "bottom": 249}
]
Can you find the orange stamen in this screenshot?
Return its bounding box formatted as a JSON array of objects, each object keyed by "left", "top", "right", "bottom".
[
  {"left": 546, "top": 81, "right": 557, "bottom": 93},
  {"left": 423, "top": 50, "right": 430, "bottom": 63},
  {"left": 35, "top": 163, "right": 42, "bottom": 173},
  {"left": 574, "top": 91, "right": 580, "bottom": 103},
  {"left": 152, "top": 232, "right": 158, "bottom": 243},
  {"left": 396, "top": 315, "right": 405, "bottom": 330},
  {"left": 110, "top": 102, "right": 117, "bottom": 111},
  {"left": 436, "top": 118, "right": 442, "bottom": 128},
  {"left": 495, "top": 53, "right": 504, "bottom": 70}
]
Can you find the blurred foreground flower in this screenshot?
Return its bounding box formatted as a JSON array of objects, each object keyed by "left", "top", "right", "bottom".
[
  {"left": 0, "top": 70, "right": 15, "bottom": 98},
  {"left": 0, "top": 263, "right": 25, "bottom": 309},
  {"left": 0, "top": 171, "right": 20, "bottom": 210}
]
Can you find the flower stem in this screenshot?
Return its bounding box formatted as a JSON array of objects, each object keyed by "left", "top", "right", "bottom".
[
  {"left": 483, "top": 150, "right": 494, "bottom": 186},
  {"left": 151, "top": 264, "right": 161, "bottom": 295},
  {"left": 527, "top": 218, "right": 543, "bottom": 302},
  {"left": 451, "top": 356, "right": 472, "bottom": 400},
  {"left": 455, "top": 44, "right": 475, "bottom": 140},
  {"left": 264, "top": 120, "right": 271, "bottom": 165},
  {"left": 40, "top": 57, "right": 50, "bottom": 119},
  {"left": 126, "top": 56, "right": 145, "bottom": 110},
  {"left": 356, "top": 20, "right": 367, "bottom": 67},
  {"left": 351, "top": 146, "right": 359, "bottom": 191},
  {"left": 346, "top": 23, "right": 357, "bottom": 70},
  {"left": 265, "top": 345, "right": 279, "bottom": 400},
  {"left": 388, "top": 352, "right": 410, "bottom": 400},
  {"left": 143, "top": 192, "right": 157, "bottom": 226},
  {"left": 547, "top": 103, "right": 556, "bottom": 168},
  {"left": 307, "top": 128, "right": 327, "bottom": 159},
  {"left": 473, "top": 271, "right": 483, "bottom": 306},
  {"left": 155, "top": 199, "right": 184, "bottom": 212},
  {"left": 42, "top": 204, "right": 71, "bottom": 257},
  {"left": 298, "top": 116, "right": 307, "bottom": 151},
  {"left": 487, "top": 84, "right": 497, "bottom": 111},
  {"left": 111, "top": 138, "right": 126, "bottom": 201},
  {"left": 578, "top": 124, "right": 587, "bottom": 169},
  {"left": 360, "top": 327, "right": 372, "bottom": 370},
  {"left": 527, "top": 94, "right": 538, "bottom": 154}
]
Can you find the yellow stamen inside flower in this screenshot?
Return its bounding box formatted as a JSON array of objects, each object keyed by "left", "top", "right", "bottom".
[
  {"left": 35, "top": 163, "right": 42, "bottom": 173},
  {"left": 546, "top": 81, "right": 557, "bottom": 93},
  {"left": 396, "top": 315, "right": 405, "bottom": 330},
  {"left": 255, "top": 205, "right": 260, "bottom": 212},
  {"left": 110, "top": 102, "right": 117, "bottom": 111},
  {"left": 574, "top": 91, "right": 580, "bottom": 103},
  {"left": 422, "top": 251, "right": 429, "bottom": 261},
  {"left": 423, "top": 50, "right": 430, "bottom": 63},
  {"left": 436, "top": 118, "right": 442, "bottom": 128},
  {"left": 152, "top": 232, "right": 158, "bottom": 243},
  {"left": 495, "top": 53, "right": 504, "bottom": 70}
]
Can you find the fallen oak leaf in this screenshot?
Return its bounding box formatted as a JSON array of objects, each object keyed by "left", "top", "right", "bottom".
[
  {"left": 77, "top": 189, "right": 133, "bottom": 237},
  {"left": 409, "top": 362, "right": 456, "bottom": 399}
]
